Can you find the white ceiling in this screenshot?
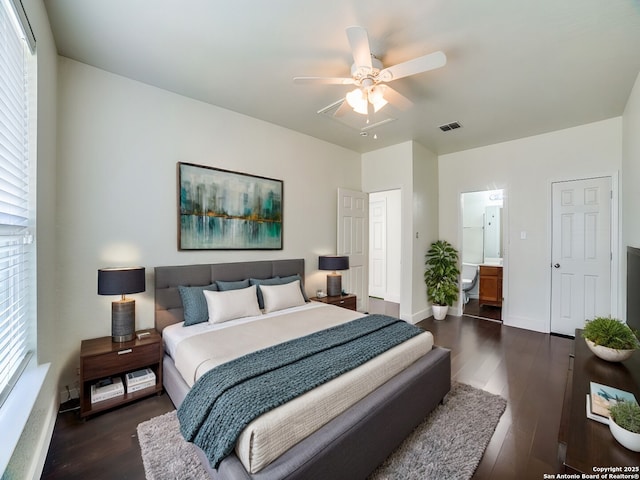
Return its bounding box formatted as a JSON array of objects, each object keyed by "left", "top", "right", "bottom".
[{"left": 43, "top": 0, "right": 640, "bottom": 154}]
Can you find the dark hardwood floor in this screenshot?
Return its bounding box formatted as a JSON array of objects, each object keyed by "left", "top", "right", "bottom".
[
  {"left": 41, "top": 314, "right": 572, "bottom": 480},
  {"left": 463, "top": 298, "right": 503, "bottom": 322},
  {"left": 420, "top": 315, "right": 572, "bottom": 479}
]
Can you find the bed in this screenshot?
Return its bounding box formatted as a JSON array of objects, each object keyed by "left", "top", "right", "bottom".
[{"left": 155, "top": 259, "right": 451, "bottom": 480}]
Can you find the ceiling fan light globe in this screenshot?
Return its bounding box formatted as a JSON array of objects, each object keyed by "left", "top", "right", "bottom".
[
  {"left": 371, "top": 97, "right": 388, "bottom": 113},
  {"left": 368, "top": 86, "right": 388, "bottom": 112},
  {"left": 346, "top": 88, "right": 368, "bottom": 115}
]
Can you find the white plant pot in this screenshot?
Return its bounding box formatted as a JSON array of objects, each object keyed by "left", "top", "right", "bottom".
[
  {"left": 609, "top": 417, "right": 640, "bottom": 452},
  {"left": 585, "top": 339, "right": 635, "bottom": 362},
  {"left": 432, "top": 305, "right": 448, "bottom": 321}
]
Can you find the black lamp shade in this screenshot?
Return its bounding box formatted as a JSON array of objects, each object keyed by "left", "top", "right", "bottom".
[
  {"left": 98, "top": 267, "right": 145, "bottom": 342},
  {"left": 319, "top": 256, "right": 349, "bottom": 297},
  {"left": 98, "top": 267, "right": 146, "bottom": 296},
  {"left": 318, "top": 255, "right": 349, "bottom": 272}
]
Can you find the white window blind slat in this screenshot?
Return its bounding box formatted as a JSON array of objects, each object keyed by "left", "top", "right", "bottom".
[{"left": 0, "top": 0, "right": 33, "bottom": 407}]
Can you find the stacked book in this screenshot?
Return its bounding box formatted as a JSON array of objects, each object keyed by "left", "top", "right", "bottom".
[
  {"left": 90, "top": 377, "right": 124, "bottom": 404},
  {"left": 586, "top": 381, "right": 638, "bottom": 425},
  {"left": 125, "top": 368, "right": 156, "bottom": 393}
]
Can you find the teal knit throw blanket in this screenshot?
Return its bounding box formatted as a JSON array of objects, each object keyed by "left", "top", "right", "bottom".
[{"left": 177, "top": 314, "right": 423, "bottom": 468}]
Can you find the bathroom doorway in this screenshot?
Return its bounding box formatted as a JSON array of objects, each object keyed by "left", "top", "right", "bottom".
[{"left": 461, "top": 189, "right": 504, "bottom": 322}]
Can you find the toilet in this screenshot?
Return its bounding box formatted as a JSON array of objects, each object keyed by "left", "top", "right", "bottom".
[{"left": 461, "top": 263, "right": 479, "bottom": 304}]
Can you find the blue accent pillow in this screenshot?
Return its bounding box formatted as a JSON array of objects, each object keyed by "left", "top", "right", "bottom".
[
  {"left": 279, "top": 274, "right": 309, "bottom": 302},
  {"left": 178, "top": 283, "right": 218, "bottom": 326},
  {"left": 216, "top": 279, "right": 250, "bottom": 291},
  {"left": 250, "top": 277, "right": 283, "bottom": 309}
]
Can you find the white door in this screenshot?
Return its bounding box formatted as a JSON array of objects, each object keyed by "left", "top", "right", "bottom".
[
  {"left": 338, "top": 188, "right": 368, "bottom": 311},
  {"left": 551, "top": 177, "right": 612, "bottom": 336},
  {"left": 369, "top": 194, "right": 386, "bottom": 299}
]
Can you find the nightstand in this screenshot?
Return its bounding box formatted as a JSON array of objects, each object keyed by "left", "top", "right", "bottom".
[
  {"left": 79, "top": 329, "right": 163, "bottom": 419},
  {"left": 310, "top": 293, "right": 357, "bottom": 311}
]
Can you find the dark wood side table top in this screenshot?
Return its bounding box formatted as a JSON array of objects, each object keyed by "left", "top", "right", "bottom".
[
  {"left": 562, "top": 329, "right": 640, "bottom": 473},
  {"left": 310, "top": 293, "right": 357, "bottom": 311}
]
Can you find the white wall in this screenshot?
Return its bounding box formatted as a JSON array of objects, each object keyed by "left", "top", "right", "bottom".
[
  {"left": 55, "top": 58, "right": 361, "bottom": 391},
  {"left": 412, "top": 142, "right": 439, "bottom": 321},
  {"left": 439, "top": 118, "right": 622, "bottom": 332},
  {"left": 361, "top": 141, "right": 438, "bottom": 323},
  {"left": 621, "top": 71, "right": 640, "bottom": 319}
]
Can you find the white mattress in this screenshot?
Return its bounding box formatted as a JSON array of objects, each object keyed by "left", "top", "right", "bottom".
[{"left": 163, "top": 302, "right": 433, "bottom": 473}]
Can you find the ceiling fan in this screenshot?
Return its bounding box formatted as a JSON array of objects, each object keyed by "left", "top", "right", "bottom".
[{"left": 294, "top": 26, "right": 446, "bottom": 116}]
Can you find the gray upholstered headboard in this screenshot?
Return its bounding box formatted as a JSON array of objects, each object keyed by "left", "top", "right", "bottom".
[{"left": 154, "top": 259, "right": 305, "bottom": 333}]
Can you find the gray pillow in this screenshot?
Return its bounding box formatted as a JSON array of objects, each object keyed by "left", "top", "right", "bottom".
[
  {"left": 216, "top": 278, "right": 250, "bottom": 291},
  {"left": 178, "top": 283, "right": 218, "bottom": 326},
  {"left": 250, "top": 277, "right": 283, "bottom": 309}
]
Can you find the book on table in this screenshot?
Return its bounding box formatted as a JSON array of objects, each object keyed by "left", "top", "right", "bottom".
[
  {"left": 125, "top": 368, "right": 156, "bottom": 389},
  {"left": 90, "top": 376, "right": 124, "bottom": 404},
  {"left": 126, "top": 378, "right": 156, "bottom": 393},
  {"left": 587, "top": 381, "right": 638, "bottom": 424}
]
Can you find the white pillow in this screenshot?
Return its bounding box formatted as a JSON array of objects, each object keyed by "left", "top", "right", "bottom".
[
  {"left": 203, "top": 285, "right": 262, "bottom": 324},
  {"left": 260, "top": 279, "right": 306, "bottom": 313}
]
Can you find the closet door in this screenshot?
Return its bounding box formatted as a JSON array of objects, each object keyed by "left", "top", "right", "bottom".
[{"left": 550, "top": 177, "right": 612, "bottom": 336}]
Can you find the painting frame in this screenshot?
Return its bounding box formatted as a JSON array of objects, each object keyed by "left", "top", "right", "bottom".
[{"left": 178, "top": 162, "right": 283, "bottom": 250}]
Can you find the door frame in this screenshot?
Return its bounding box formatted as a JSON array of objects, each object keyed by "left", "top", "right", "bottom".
[
  {"left": 547, "top": 172, "right": 620, "bottom": 332},
  {"left": 457, "top": 187, "right": 509, "bottom": 319}
]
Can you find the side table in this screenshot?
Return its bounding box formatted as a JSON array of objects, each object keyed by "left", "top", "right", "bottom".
[
  {"left": 310, "top": 293, "right": 357, "bottom": 311},
  {"left": 79, "top": 329, "right": 163, "bottom": 418},
  {"left": 559, "top": 328, "right": 640, "bottom": 472}
]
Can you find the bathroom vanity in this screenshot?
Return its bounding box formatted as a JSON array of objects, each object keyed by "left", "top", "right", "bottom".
[{"left": 479, "top": 264, "right": 503, "bottom": 307}]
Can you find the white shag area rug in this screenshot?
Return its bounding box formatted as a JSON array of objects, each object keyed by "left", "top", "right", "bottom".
[{"left": 137, "top": 382, "right": 506, "bottom": 480}]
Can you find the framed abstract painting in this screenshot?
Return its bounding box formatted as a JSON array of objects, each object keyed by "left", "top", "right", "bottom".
[{"left": 178, "top": 162, "right": 283, "bottom": 250}]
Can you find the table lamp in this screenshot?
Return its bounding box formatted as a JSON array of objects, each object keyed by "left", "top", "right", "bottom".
[
  {"left": 98, "top": 266, "right": 145, "bottom": 342},
  {"left": 318, "top": 255, "right": 349, "bottom": 297}
]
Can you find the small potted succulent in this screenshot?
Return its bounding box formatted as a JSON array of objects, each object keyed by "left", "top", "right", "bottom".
[
  {"left": 582, "top": 316, "right": 640, "bottom": 362},
  {"left": 608, "top": 401, "right": 640, "bottom": 452},
  {"left": 424, "top": 240, "right": 460, "bottom": 320}
]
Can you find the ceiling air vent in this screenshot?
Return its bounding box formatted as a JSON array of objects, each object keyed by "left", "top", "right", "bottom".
[{"left": 439, "top": 121, "right": 462, "bottom": 132}]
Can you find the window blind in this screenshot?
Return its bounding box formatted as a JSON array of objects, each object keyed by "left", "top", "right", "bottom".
[{"left": 0, "top": 0, "right": 33, "bottom": 407}]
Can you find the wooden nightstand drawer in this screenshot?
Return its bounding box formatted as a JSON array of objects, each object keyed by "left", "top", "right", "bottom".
[
  {"left": 310, "top": 294, "right": 357, "bottom": 311},
  {"left": 81, "top": 341, "right": 161, "bottom": 381},
  {"left": 331, "top": 296, "right": 356, "bottom": 310}
]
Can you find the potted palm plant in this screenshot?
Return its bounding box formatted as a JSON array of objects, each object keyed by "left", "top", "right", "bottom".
[
  {"left": 424, "top": 240, "right": 460, "bottom": 320},
  {"left": 608, "top": 401, "right": 640, "bottom": 452},
  {"left": 582, "top": 316, "right": 640, "bottom": 362}
]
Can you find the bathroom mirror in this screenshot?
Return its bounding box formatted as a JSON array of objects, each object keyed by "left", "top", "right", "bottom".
[
  {"left": 483, "top": 203, "right": 502, "bottom": 262},
  {"left": 462, "top": 189, "right": 503, "bottom": 265}
]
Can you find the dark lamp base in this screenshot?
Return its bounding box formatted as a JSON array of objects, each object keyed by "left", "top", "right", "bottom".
[
  {"left": 326, "top": 273, "right": 342, "bottom": 297},
  {"left": 112, "top": 299, "right": 135, "bottom": 342}
]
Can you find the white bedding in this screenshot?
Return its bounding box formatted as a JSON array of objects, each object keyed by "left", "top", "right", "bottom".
[
  {"left": 163, "top": 302, "right": 433, "bottom": 473},
  {"left": 163, "top": 302, "right": 333, "bottom": 361}
]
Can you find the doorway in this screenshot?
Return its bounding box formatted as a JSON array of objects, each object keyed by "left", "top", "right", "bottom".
[
  {"left": 461, "top": 189, "right": 504, "bottom": 321},
  {"left": 368, "top": 189, "right": 401, "bottom": 316}
]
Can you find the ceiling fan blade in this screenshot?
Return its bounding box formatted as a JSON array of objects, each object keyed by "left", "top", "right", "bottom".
[
  {"left": 380, "top": 85, "right": 413, "bottom": 110},
  {"left": 378, "top": 51, "right": 446, "bottom": 82},
  {"left": 346, "top": 26, "right": 373, "bottom": 74},
  {"left": 294, "top": 76, "right": 355, "bottom": 85},
  {"left": 333, "top": 100, "right": 352, "bottom": 117}
]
